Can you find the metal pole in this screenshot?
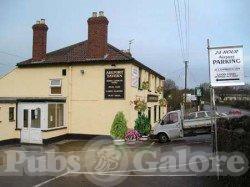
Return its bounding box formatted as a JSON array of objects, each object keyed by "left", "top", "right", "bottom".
[
  {"left": 207, "top": 38, "right": 219, "bottom": 179},
  {"left": 184, "top": 60, "right": 188, "bottom": 106},
  {"left": 207, "top": 39, "right": 214, "bottom": 151}
]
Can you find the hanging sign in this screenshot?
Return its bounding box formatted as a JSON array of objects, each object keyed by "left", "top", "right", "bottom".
[
  {"left": 209, "top": 45, "right": 244, "bottom": 87},
  {"left": 131, "top": 67, "right": 139, "bottom": 88},
  {"left": 105, "top": 69, "right": 125, "bottom": 99},
  {"left": 147, "top": 94, "right": 159, "bottom": 102}
]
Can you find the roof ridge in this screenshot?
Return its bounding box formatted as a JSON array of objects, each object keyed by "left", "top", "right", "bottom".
[
  {"left": 107, "top": 43, "right": 132, "bottom": 60},
  {"left": 46, "top": 40, "right": 87, "bottom": 56}
]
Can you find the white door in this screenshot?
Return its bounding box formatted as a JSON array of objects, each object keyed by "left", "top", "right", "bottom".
[{"left": 21, "top": 107, "right": 42, "bottom": 144}]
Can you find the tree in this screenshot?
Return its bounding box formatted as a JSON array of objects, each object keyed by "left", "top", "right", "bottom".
[
  {"left": 163, "top": 79, "right": 183, "bottom": 110},
  {"left": 163, "top": 79, "right": 178, "bottom": 98},
  {"left": 134, "top": 114, "right": 151, "bottom": 136},
  {"left": 110, "top": 112, "right": 128, "bottom": 139}
]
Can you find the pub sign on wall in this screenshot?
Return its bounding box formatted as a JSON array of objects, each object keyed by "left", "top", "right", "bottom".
[{"left": 105, "top": 69, "right": 125, "bottom": 99}]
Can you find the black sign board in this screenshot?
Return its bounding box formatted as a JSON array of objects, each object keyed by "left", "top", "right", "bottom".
[
  {"left": 147, "top": 94, "right": 159, "bottom": 102},
  {"left": 105, "top": 69, "right": 125, "bottom": 99}
]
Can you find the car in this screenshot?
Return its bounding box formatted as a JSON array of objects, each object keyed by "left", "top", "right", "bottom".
[
  {"left": 185, "top": 111, "right": 228, "bottom": 120},
  {"left": 228, "top": 109, "right": 242, "bottom": 118}
]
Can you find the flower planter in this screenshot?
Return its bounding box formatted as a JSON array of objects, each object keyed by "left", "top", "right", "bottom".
[
  {"left": 126, "top": 139, "right": 137, "bottom": 145},
  {"left": 112, "top": 139, "right": 125, "bottom": 145},
  {"left": 139, "top": 135, "right": 149, "bottom": 141}
]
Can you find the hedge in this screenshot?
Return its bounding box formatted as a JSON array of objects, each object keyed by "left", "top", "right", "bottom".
[{"left": 217, "top": 116, "right": 250, "bottom": 185}]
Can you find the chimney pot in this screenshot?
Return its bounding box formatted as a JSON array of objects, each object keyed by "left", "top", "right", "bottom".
[
  {"left": 99, "top": 11, "right": 104, "bottom": 16},
  {"left": 40, "top": 19, "right": 45, "bottom": 24},
  {"left": 92, "top": 12, "right": 97, "bottom": 17}
]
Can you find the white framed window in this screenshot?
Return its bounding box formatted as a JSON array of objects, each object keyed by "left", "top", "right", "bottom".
[
  {"left": 48, "top": 103, "right": 64, "bottom": 128},
  {"left": 50, "top": 79, "right": 62, "bottom": 95}
]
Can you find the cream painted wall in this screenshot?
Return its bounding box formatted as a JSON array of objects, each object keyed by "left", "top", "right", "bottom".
[
  {"left": 0, "top": 62, "right": 166, "bottom": 140},
  {"left": 69, "top": 64, "right": 133, "bottom": 134},
  {"left": 0, "top": 103, "right": 19, "bottom": 141},
  {"left": 0, "top": 67, "right": 68, "bottom": 97}
]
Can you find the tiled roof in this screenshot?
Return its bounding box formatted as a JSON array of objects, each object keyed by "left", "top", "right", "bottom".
[
  {"left": 17, "top": 41, "right": 165, "bottom": 79},
  {"left": 18, "top": 41, "right": 132, "bottom": 65}
]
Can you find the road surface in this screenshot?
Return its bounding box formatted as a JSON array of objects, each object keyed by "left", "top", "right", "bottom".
[{"left": 204, "top": 104, "right": 250, "bottom": 116}]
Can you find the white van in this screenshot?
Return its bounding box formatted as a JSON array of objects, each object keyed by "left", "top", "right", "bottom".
[{"left": 152, "top": 110, "right": 217, "bottom": 143}]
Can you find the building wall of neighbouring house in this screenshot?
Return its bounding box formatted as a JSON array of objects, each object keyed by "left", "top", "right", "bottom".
[
  {"left": 0, "top": 62, "right": 165, "bottom": 141},
  {"left": 0, "top": 103, "right": 19, "bottom": 141}
]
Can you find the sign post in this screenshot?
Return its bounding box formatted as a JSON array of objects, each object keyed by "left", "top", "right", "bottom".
[
  {"left": 207, "top": 39, "right": 244, "bottom": 179},
  {"left": 195, "top": 87, "right": 202, "bottom": 111}
]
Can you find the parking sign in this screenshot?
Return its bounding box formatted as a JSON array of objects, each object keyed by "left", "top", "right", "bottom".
[{"left": 209, "top": 45, "right": 244, "bottom": 87}]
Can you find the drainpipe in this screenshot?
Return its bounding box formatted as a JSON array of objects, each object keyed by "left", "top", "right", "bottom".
[{"left": 68, "top": 66, "right": 72, "bottom": 134}]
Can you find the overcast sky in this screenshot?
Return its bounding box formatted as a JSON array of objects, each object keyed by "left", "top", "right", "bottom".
[{"left": 0, "top": 0, "right": 249, "bottom": 88}]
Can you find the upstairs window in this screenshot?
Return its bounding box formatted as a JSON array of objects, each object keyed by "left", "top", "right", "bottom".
[
  {"left": 154, "top": 76, "right": 157, "bottom": 92},
  {"left": 148, "top": 73, "right": 151, "bottom": 91},
  {"left": 62, "top": 69, "right": 67, "bottom": 76},
  {"left": 138, "top": 68, "right": 142, "bottom": 90},
  {"left": 9, "top": 107, "right": 15, "bottom": 122},
  {"left": 50, "top": 79, "right": 62, "bottom": 95}
]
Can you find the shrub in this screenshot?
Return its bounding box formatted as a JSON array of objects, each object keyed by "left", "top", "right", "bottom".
[
  {"left": 125, "top": 130, "right": 140, "bottom": 141},
  {"left": 134, "top": 114, "right": 151, "bottom": 136},
  {"left": 110, "top": 112, "right": 128, "bottom": 139},
  {"left": 217, "top": 115, "right": 250, "bottom": 132}
]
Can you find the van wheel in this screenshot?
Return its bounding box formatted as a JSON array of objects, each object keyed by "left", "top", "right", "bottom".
[{"left": 158, "top": 133, "right": 169, "bottom": 143}]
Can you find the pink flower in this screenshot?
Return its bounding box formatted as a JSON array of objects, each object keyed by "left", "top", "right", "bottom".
[{"left": 125, "top": 130, "right": 141, "bottom": 141}]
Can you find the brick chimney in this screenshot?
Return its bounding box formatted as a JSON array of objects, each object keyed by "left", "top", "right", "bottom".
[
  {"left": 32, "top": 19, "right": 48, "bottom": 61},
  {"left": 86, "top": 11, "right": 109, "bottom": 59}
]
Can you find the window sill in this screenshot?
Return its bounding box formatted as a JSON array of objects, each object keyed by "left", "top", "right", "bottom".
[
  {"left": 49, "top": 94, "right": 62, "bottom": 96},
  {"left": 42, "top": 126, "right": 67, "bottom": 132}
]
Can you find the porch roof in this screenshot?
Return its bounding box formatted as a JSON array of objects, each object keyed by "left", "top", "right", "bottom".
[{"left": 0, "top": 97, "right": 66, "bottom": 103}]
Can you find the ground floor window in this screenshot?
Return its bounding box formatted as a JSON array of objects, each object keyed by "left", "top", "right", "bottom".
[
  {"left": 9, "top": 107, "right": 15, "bottom": 122},
  {"left": 154, "top": 105, "right": 157, "bottom": 122},
  {"left": 48, "top": 104, "right": 64, "bottom": 128},
  {"left": 158, "top": 106, "right": 161, "bottom": 121},
  {"left": 148, "top": 107, "right": 151, "bottom": 124}
]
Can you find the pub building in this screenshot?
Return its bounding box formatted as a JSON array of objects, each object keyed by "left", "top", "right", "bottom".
[{"left": 0, "top": 11, "right": 166, "bottom": 144}]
